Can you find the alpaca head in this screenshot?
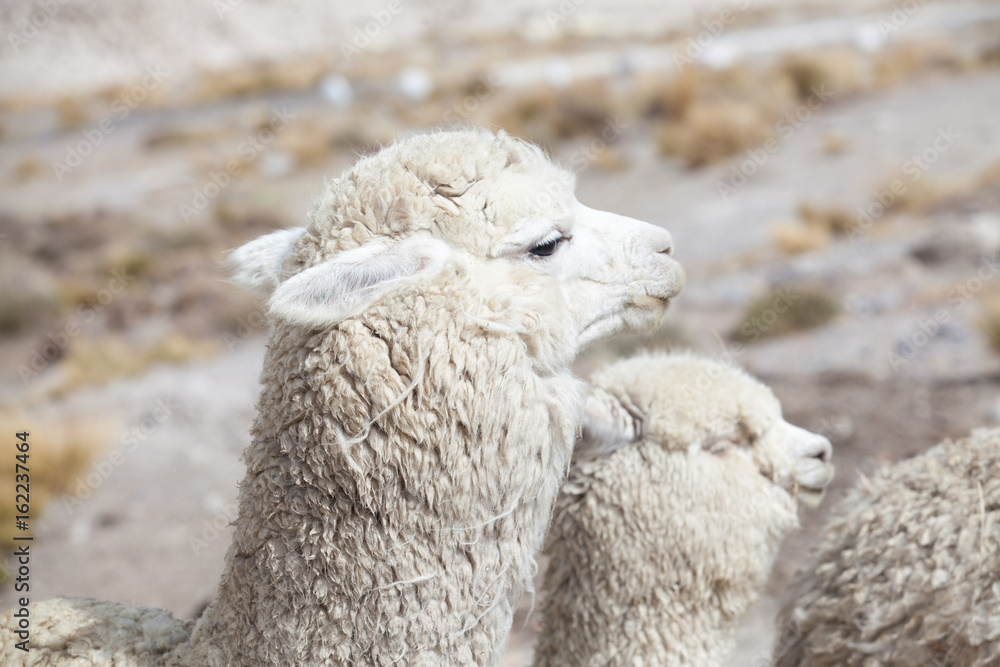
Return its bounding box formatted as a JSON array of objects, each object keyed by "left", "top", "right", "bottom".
[
  {"left": 227, "top": 129, "right": 684, "bottom": 368},
  {"left": 579, "top": 352, "right": 834, "bottom": 511}
]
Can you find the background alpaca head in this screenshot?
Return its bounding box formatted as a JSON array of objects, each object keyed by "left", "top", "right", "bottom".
[
  {"left": 227, "top": 128, "right": 684, "bottom": 369},
  {"left": 560, "top": 352, "right": 835, "bottom": 616},
  {"left": 579, "top": 352, "right": 835, "bottom": 512}
]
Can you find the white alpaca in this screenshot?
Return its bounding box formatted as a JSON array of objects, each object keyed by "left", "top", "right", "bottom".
[
  {"left": 0, "top": 129, "right": 684, "bottom": 666},
  {"left": 773, "top": 427, "right": 1000, "bottom": 667},
  {"left": 534, "top": 352, "right": 834, "bottom": 667}
]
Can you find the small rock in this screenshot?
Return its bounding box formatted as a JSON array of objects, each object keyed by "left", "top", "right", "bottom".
[
  {"left": 397, "top": 66, "right": 433, "bottom": 102},
  {"left": 910, "top": 214, "right": 1000, "bottom": 265},
  {"left": 543, "top": 58, "right": 573, "bottom": 89},
  {"left": 854, "top": 24, "right": 885, "bottom": 52},
  {"left": 258, "top": 150, "right": 296, "bottom": 179},
  {"left": 318, "top": 74, "right": 353, "bottom": 107}
]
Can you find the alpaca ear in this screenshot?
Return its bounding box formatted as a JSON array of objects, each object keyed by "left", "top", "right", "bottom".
[
  {"left": 578, "top": 387, "right": 642, "bottom": 458},
  {"left": 268, "top": 234, "right": 452, "bottom": 328},
  {"left": 226, "top": 227, "right": 306, "bottom": 292}
]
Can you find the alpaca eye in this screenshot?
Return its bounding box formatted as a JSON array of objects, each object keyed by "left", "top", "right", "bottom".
[
  {"left": 705, "top": 438, "right": 734, "bottom": 455},
  {"left": 708, "top": 441, "right": 729, "bottom": 454},
  {"left": 529, "top": 235, "right": 568, "bottom": 257}
]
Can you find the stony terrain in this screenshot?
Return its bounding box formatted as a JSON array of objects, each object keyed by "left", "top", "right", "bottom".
[{"left": 1, "top": 1, "right": 999, "bottom": 664}]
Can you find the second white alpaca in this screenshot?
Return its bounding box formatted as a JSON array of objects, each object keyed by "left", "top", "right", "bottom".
[{"left": 534, "top": 352, "right": 834, "bottom": 667}]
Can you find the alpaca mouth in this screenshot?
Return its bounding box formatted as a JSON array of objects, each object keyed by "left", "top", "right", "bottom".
[
  {"left": 795, "top": 483, "right": 829, "bottom": 508},
  {"left": 632, "top": 264, "right": 686, "bottom": 305},
  {"left": 650, "top": 263, "right": 686, "bottom": 302}
]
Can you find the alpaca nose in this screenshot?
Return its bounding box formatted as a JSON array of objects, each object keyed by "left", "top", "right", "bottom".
[{"left": 787, "top": 423, "right": 833, "bottom": 464}]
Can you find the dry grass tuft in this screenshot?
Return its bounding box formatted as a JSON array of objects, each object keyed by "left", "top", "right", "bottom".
[
  {"left": 731, "top": 286, "right": 840, "bottom": 343},
  {"left": 590, "top": 147, "right": 628, "bottom": 171},
  {"left": 883, "top": 177, "right": 974, "bottom": 215},
  {"left": 101, "top": 246, "right": 157, "bottom": 280},
  {"left": 799, "top": 202, "right": 859, "bottom": 235},
  {"left": 490, "top": 80, "right": 628, "bottom": 145},
  {"left": 272, "top": 120, "right": 336, "bottom": 169},
  {"left": 14, "top": 155, "right": 43, "bottom": 181},
  {"left": 635, "top": 70, "right": 697, "bottom": 120},
  {"left": 52, "top": 333, "right": 221, "bottom": 397},
  {"left": 772, "top": 202, "right": 859, "bottom": 255},
  {"left": 873, "top": 40, "right": 960, "bottom": 86},
  {"left": 56, "top": 96, "right": 87, "bottom": 129},
  {"left": 658, "top": 100, "right": 773, "bottom": 168},
  {"left": 191, "top": 57, "right": 327, "bottom": 104},
  {"left": 488, "top": 86, "right": 560, "bottom": 143},
  {"left": 0, "top": 292, "right": 37, "bottom": 336},
  {"left": 575, "top": 323, "right": 695, "bottom": 376},
  {"left": 976, "top": 160, "right": 1000, "bottom": 189},
  {"left": 772, "top": 221, "right": 832, "bottom": 255},
  {"left": 0, "top": 410, "right": 116, "bottom": 550},
  {"left": 820, "top": 132, "right": 848, "bottom": 154},
  {"left": 781, "top": 49, "right": 865, "bottom": 101},
  {"left": 978, "top": 294, "right": 1000, "bottom": 355}
]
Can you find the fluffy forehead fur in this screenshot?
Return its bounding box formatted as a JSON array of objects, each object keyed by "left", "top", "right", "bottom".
[
  {"left": 587, "top": 352, "right": 783, "bottom": 452},
  {"left": 286, "top": 129, "right": 574, "bottom": 275}
]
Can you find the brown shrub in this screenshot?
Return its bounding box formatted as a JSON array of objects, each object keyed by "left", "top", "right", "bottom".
[
  {"left": 731, "top": 286, "right": 840, "bottom": 343},
  {"left": 0, "top": 411, "right": 116, "bottom": 549},
  {"left": 660, "top": 100, "right": 773, "bottom": 167},
  {"left": 772, "top": 222, "right": 832, "bottom": 255}
]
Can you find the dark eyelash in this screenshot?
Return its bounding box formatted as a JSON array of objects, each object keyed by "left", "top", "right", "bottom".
[{"left": 529, "top": 235, "right": 569, "bottom": 257}]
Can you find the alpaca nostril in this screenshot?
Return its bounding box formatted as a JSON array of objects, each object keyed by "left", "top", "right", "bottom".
[
  {"left": 648, "top": 228, "right": 674, "bottom": 258},
  {"left": 813, "top": 438, "right": 833, "bottom": 464}
]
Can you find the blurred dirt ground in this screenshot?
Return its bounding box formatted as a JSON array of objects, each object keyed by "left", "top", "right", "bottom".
[{"left": 1, "top": 1, "right": 1000, "bottom": 664}]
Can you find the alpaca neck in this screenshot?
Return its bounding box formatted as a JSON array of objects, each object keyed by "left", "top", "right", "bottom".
[
  {"left": 535, "top": 446, "right": 794, "bottom": 667},
  {"left": 193, "top": 305, "right": 583, "bottom": 666},
  {"left": 534, "top": 562, "right": 750, "bottom": 666}
]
